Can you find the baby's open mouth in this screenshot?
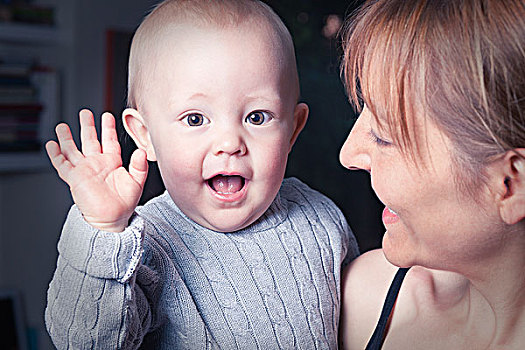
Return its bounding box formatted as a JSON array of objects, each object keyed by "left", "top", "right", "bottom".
[{"left": 208, "top": 175, "right": 245, "bottom": 194}]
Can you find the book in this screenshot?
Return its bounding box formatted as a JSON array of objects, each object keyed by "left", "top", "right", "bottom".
[{"left": 0, "top": 104, "right": 42, "bottom": 152}]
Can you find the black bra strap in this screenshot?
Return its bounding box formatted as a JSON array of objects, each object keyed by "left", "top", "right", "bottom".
[{"left": 365, "top": 267, "right": 410, "bottom": 350}]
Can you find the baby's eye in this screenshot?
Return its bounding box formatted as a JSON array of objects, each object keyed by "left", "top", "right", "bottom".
[
  {"left": 182, "top": 113, "right": 209, "bottom": 127},
  {"left": 246, "top": 111, "right": 272, "bottom": 125}
]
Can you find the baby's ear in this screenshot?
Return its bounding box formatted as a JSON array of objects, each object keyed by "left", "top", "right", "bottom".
[
  {"left": 122, "top": 108, "right": 157, "bottom": 161},
  {"left": 496, "top": 149, "right": 525, "bottom": 225},
  {"left": 289, "top": 102, "right": 309, "bottom": 152}
]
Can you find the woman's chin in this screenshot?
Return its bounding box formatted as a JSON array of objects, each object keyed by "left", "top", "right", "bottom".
[{"left": 382, "top": 232, "right": 415, "bottom": 268}]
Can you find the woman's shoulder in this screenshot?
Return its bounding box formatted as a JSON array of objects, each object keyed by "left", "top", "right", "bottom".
[
  {"left": 339, "top": 250, "right": 446, "bottom": 349},
  {"left": 339, "top": 249, "right": 472, "bottom": 349},
  {"left": 342, "top": 249, "right": 399, "bottom": 295},
  {"left": 339, "top": 249, "right": 399, "bottom": 349}
]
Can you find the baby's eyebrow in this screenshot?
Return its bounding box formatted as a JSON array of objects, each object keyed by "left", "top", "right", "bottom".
[
  {"left": 243, "top": 93, "right": 281, "bottom": 105},
  {"left": 164, "top": 92, "right": 209, "bottom": 112},
  {"left": 186, "top": 92, "right": 209, "bottom": 101}
]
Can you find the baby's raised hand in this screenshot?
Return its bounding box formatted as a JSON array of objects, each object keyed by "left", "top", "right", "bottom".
[{"left": 46, "top": 109, "right": 148, "bottom": 232}]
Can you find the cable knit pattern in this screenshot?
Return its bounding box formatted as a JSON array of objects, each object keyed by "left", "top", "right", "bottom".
[{"left": 45, "top": 178, "right": 359, "bottom": 349}]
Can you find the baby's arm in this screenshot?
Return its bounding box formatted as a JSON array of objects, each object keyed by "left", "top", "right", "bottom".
[
  {"left": 45, "top": 208, "right": 155, "bottom": 349},
  {"left": 46, "top": 109, "right": 148, "bottom": 232},
  {"left": 45, "top": 110, "right": 154, "bottom": 348}
]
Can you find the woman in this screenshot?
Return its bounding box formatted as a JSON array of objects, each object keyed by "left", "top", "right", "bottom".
[{"left": 338, "top": 0, "right": 525, "bottom": 349}]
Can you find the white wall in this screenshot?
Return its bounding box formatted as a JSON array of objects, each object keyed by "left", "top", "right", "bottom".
[{"left": 0, "top": 1, "right": 158, "bottom": 349}]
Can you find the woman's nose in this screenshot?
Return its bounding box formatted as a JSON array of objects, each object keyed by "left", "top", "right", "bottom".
[{"left": 339, "top": 114, "right": 372, "bottom": 172}]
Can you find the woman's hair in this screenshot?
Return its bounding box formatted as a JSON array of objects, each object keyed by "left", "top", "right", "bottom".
[
  {"left": 341, "top": 0, "right": 525, "bottom": 189},
  {"left": 127, "top": 0, "right": 297, "bottom": 112}
]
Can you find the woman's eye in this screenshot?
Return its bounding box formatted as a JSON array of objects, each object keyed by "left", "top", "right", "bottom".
[
  {"left": 369, "top": 129, "right": 392, "bottom": 147},
  {"left": 246, "top": 111, "right": 271, "bottom": 125},
  {"left": 183, "top": 113, "right": 209, "bottom": 127}
]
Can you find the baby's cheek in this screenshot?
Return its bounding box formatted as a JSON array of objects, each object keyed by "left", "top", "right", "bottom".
[{"left": 262, "top": 146, "right": 288, "bottom": 173}]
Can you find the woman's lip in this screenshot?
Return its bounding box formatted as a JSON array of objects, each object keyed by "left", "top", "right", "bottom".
[
  {"left": 206, "top": 179, "right": 248, "bottom": 203},
  {"left": 382, "top": 206, "right": 399, "bottom": 225}
]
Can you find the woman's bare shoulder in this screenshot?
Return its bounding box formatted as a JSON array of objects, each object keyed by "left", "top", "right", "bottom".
[{"left": 339, "top": 249, "right": 399, "bottom": 349}]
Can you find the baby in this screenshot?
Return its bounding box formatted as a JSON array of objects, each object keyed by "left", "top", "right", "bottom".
[{"left": 44, "top": 0, "right": 358, "bottom": 348}]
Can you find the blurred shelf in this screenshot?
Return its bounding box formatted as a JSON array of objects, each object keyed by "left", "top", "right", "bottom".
[
  {"left": 0, "top": 151, "right": 50, "bottom": 172},
  {"left": 0, "top": 21, "right": 61, "bottom": 173},
  {"left": 0, "top": 22, "right": 60, "bottom": 45}
]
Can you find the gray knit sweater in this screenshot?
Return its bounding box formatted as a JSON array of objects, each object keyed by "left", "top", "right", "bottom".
[{"left": 45, "top": 178, "right": 359, "bottom": 349}]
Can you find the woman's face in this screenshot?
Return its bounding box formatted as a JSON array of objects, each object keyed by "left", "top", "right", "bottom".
[{"left": 340, "top": 106, "right": 503, "bottom": 270}]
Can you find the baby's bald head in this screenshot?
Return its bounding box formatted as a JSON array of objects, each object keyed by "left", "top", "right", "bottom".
[{"left": 127, "top": 0, "right": 299, "bottom": 113}]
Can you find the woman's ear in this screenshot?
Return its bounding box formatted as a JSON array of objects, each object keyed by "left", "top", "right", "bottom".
[
  {"left": 496, "top": 149, "right": 525, "bottom": 225},
  {"left": 289, "top": 102, "right": 309, "bottom": 152},
  {"left": 122, "top": 108, "right": 157, "bottom": 161}
]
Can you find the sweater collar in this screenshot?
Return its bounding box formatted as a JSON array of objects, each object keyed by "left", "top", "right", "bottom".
[{"left": 160, "top": 190, "right": 287, "bottom": 234}]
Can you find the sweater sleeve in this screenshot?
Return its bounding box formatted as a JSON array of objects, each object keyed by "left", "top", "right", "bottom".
[{"left": 45, "top": 205, "right": 157, "bottom": 349}]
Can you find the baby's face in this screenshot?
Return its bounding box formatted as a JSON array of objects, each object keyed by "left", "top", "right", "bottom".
[{"left": 139, "top": 23, "right": 303, "bottom": 232}]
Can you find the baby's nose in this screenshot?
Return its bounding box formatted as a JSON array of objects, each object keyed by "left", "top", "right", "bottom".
[{"left": 212, "top": 128, "right": 247, "bottom": 156}]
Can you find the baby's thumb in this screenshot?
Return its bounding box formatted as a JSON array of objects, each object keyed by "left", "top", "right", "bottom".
[{"left": 129, "top": 148, "right": 148, "bottom": 188}]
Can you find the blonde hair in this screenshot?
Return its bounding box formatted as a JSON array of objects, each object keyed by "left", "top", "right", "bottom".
[
  {"left": 342, "top": 0, "right": 525, "bottom": 187},
  {"left": 127, "top": 0, "right": 298, "bottom": 111}
]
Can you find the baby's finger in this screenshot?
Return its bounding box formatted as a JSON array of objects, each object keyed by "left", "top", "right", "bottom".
[
  {"left": 55, "top": 123, "right": 84, "bottom": 165},
  {"left": 128, "top": 148, "right": 148, "bottom": 188},
  {"left": 79, "top": 109, "right": 102, "bottom": 156},
  {"left": 45, "top": 140, "right": 74, "bottom": 182},
  {"left": 101, "top": 112, "right": 121, "bottom": 155}
]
